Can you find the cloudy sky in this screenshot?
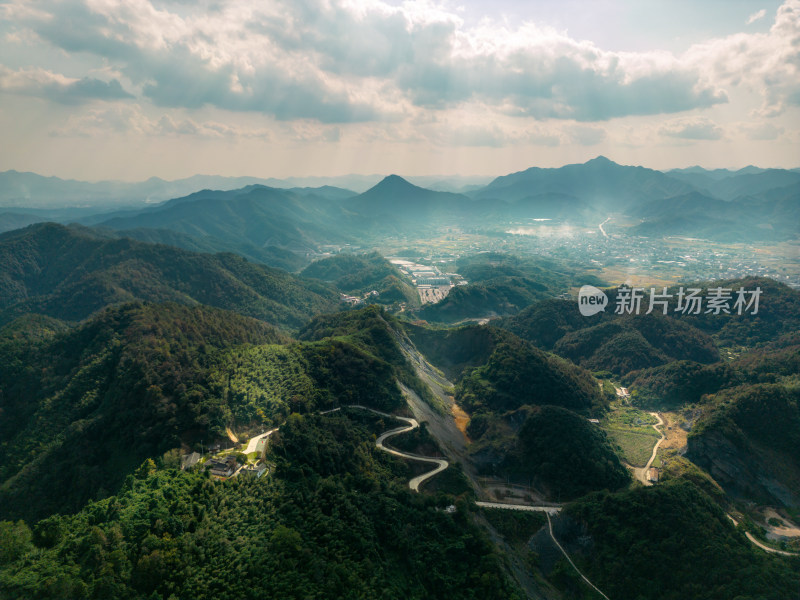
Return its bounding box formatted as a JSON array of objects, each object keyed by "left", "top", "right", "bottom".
[{"left": 1, "top": 0, "right": 798, "bottom": 180}]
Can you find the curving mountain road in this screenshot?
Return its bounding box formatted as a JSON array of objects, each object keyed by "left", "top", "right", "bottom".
[
  {"left": 745, "top": 532, "right": 799, "bottom": 556},
  {"left": 348, "top": 405, "right": 449, "bottom": 492}
]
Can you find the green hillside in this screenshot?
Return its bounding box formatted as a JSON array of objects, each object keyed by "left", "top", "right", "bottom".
[
  {"left": 0, "top": 304, "right": 410, "bottom": 522},
  {"left": 100, "top": 185, "right": 354, "bottom": 253},
  {"left": 0, "top": 415, "right": 521, "bottom": 600},
  {"left": 418, "top": 253, "right": 592, "bottom": 323},
  {"left": 0, "top": 223, "right": 340, "bottom": 329},
  {"left": 565, "top": 480, "right": 799, "bottom": 600},
  {"left": 688, "top": 382, "right": 800, "bottom": 506},
  {"left": 301, "top": 252, "right": 419, "bottom": 306},
  {"left": 456, "top": 332, "right": 604, "bottom": 415},
  {"left": 626, "top": 331, "right": 800, "bottom": 407},
  {"left": 500, "top": 405, "right": 630, "bottom": 499}
]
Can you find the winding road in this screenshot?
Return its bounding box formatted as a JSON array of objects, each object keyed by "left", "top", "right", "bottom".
[
  {"left": 348, "top": 405, "right": 449, "bottom": 492},
  {"left": 634, "top": 412, "right": 665, "bottom": 485},
  {"left": 236, "top": 405, "right": 449, "bottom": 491},
  {"left": 727, "top": 514, "right": 800, "bottom": 556}
]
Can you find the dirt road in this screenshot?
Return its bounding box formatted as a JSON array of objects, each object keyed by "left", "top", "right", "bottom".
[{"left": 634, "top": 412, "right": 665, "bottom": 485}]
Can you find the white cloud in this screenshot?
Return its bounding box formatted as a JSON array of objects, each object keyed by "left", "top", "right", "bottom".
[
  {"left": 659, "top": 117, "right": 724, "bottom": 140},
  {"left": 0, "top": 0, "right": 737, "bottom": 122},
  {"left": 685, "top": 0, "right": 800, "bottom": 117},
  {"left": 738, "top": 121, "right": 785, "bottom": 140},
  {"left": 565, "top": 124, "right": 607, "bottom": 146},
  {"left": 747, "top": 9, "right": 767, "bottom": 25},
  {"left": 0, "top": 64, "right": 132, "bottom": 103},
  {"left": 50, "top": 105, "right": 272, "bottom": 138},
  {"left": 2, "top": 0, "right": 799, "bottom": 162}
]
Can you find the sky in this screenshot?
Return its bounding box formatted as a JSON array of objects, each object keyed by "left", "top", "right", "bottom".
[{"left": 0, "top": 0, "right": 798, "bottom": 181}]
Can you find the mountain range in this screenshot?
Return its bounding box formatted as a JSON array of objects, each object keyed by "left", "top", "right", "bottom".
[{"left": 2, "top": 157, "right": 797, "bottom": 260}]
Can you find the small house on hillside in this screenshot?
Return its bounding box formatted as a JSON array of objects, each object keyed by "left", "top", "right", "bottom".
[
  {"left": 181, "top": 452, "right": 201, "bottom": 471},
  {"left": 647, "top": 467, "right": 660, "bottom": 483},
  {"left": 206, "top": 456, "right": 239, "bottom": 478}
]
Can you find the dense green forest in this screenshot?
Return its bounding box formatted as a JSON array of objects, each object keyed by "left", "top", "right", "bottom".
[
  {"left": 0, "top": 414, "right": 521, "bottom": 600},
  {"left": 0, "top": 304, "right": 411, "bottom": 522},
  {"left": 687, "top": 382, "right": 800, "bottom": 505},
  {"left": 417, "top": 252, "right": 599, "bottom": 322},
  {"left": 298, "top": 305, "right": 435, "bottom": 406},
  {"left": 502, "top": 305, "right": 719, "bottom": 375},
  {"left": 499, "top": 277, "right": 800, "bottom": 374},
  {"left": 301, "top": 252, "right": 419, "bottom": 306},
  {"left": 0, "top": 223, "right": 340, "bottom": 329},
  {"left": 1, "top": 221, "right": 798, "bottom": 600},
  {"left": 499, "top": 405, "right": 629, "bottom": 499},
  {"left": 456, "top": 332, "right": 603, "bottom": 415},
  {"left": 565, "top": 480, "right": 799, "bottom": 599},
  {"left": 419, "top": 326, "right": 627, "bottom": 497},
  {"left": 626, "top": 331, "right": 799, "bottom": 407}
]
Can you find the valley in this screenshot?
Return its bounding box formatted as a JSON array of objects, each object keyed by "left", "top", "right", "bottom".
[{"left": 0, "top": 158, "right": 798, "bottom": 599}]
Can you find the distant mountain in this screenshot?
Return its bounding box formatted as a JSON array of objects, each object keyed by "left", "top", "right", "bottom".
[
  {"left": 629, "top": 188, "right": 799, "bottom": 241},
  {"left": 0, "top": 212, "right": 43, "bottom": 234},
  {"left": 668, "top": 165, "right": 767, "bottom": 179},
  {"left": 472, "top": 156, "right": 696, "bottom": 211},
  {"left": 103, "top": 227, "right": 308, "bottom": 272},
  {"left": 0, "top": 223, "right": 340, "bottom": 328},
  {"left": 667, "top": 167, "right": 800, "bottom": 200},
  {"left": 98, "top": 185, "right": 355, "bottom": 253},
  {"left": 3, "top": 159, "right": 796, "bottom": 254},
  {"left": 0, "top": 170, "right": 360, "bottom": 208},
  {"left": 347, "top": 175, "right": 475, "bottom": 219}
]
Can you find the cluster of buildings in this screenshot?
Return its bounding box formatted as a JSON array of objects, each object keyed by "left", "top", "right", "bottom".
[
  {"left": 501, "top": 222, "right": 800, "bottom": 288},
  {"left": 180, "top": 432, "right": 272, "bottom": 480},
  {"left": 340, "top": 290, "right": 379, "bottom": 306},
  {"left": 388, "top": 258, "right": 467, "bottom": 304}
]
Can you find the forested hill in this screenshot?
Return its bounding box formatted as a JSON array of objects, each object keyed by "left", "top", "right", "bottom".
[
  {"left": 0, "top": 303, "right": 413, "bottom": 522},
  {"left": 0, "top": 223, "right": 340, "bottom": 329},
  {"left": 301, "top": 252, "right": 419, "bottom": 306},
  {"left": 498, "top": 277, "right": 800, "bottom": 374},
  {"left": 0, "top": 415, "right": 521, "bottom": 600},
  {"left": 0, "top": 303, "right": 284, "bottom": 520}
]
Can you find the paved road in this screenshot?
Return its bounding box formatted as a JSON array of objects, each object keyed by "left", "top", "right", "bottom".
[
  {"left": 243, "top": 428, "right": 278, "bottom": 454},
  {"left": 348, "top": 405, "right": 449, "bottom": 492},
  {"left": 476, "top": 501, "right": 608, "bottom": 598},
  {"left": 476, "top": 501, "right": 560, "bottom": 515},
  {"left": 744, "top": 532, "right": 799, "bottom": 556},
  {"left": 728, "top": 515, "right": 800, "bottom": 556},
  {"left": 238, "top": 406, "right": 449, "bottom": 491},
  {"left": 546, "top": 512, "right": 610, "bottom": 600}
]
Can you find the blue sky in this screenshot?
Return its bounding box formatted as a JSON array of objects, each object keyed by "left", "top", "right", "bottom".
[{"left": 0, "top": 0, "right": 798, "bottom": 180}]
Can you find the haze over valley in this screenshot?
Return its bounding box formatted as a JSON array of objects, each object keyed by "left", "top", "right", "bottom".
[{"left": 1, "top": 0, "right": 799, "bottom": 598}]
